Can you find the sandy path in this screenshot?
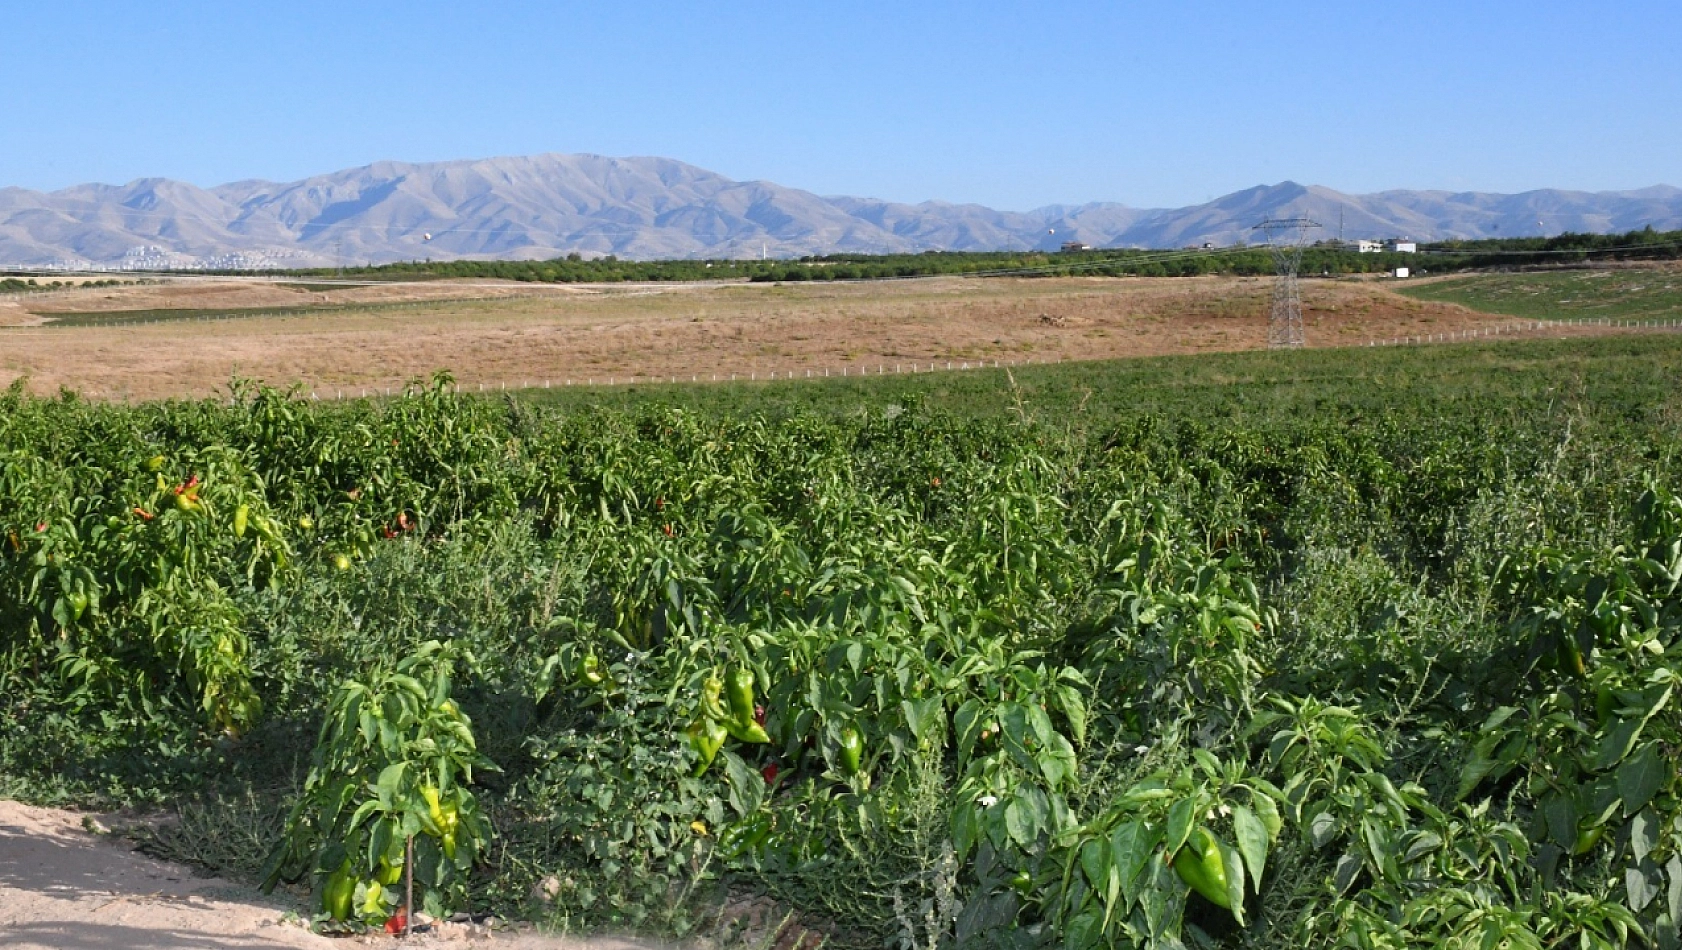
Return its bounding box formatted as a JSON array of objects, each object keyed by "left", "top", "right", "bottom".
[{"left": 0, "top": 800, "right": 679, "bottom": 950}]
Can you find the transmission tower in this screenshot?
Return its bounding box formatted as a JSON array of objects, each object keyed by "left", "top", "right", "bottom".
[{"left": 1252, "top": 217, "right": 1321, "bottom": 348}]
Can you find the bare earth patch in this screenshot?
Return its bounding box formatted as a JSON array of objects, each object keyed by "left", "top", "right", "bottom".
[
  {"left": 0, "top": 274, "right": 1663, "bottom": 400},
  {"left": 0, "top": 799, "right": 680, "bottom": 950}
]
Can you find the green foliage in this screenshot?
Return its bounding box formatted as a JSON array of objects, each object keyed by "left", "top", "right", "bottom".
[
  {"left": 1, "top": 341, "right": 1682, "bottom": 946},
  {"left": 1398, "top": 268, "right": 1682, "bottom": 322},
  {"left": 513, "top": 332, "right": 1682, "bottom": 427},
  {"left": 0, "top": 277, "right": 134, "bottom": 295},
  {"left": 263, "top": 639, "right": 496, "bottom": 926},
  {"left": 225, "top": 226, "right": 1681, "bottom": 287},
  {"left": 1425, "top": 224, "right": 1682, "bottom": 261},
  {"left": 253, "top": 246, "right": 1429, "bottom": 284},
  {"left": 0, "top": 428, "right": 288, "bottom": 736}
]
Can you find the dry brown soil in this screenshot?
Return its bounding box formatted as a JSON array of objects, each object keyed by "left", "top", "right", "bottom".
[
  {"left": 0, "top": 274, "right": 1637, "bottom": 401},
  {"left": 0, "top": 799, "right": 683, "bottom": 949}
]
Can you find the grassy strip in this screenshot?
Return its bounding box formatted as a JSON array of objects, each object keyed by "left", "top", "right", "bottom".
[
  {"left": 1395, "top": 269, "right": 1682, "bottom": 322},
  {"left": 507, "top": 333, "right": 1682, "bottom": 426},
  {"left": 34, "top": 297, "right": 491, "bottom": 327}
]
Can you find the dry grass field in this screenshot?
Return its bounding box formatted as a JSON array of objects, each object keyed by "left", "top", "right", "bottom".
[{"left": 0, "top": 273, "right": 1635, "bottom": 400}]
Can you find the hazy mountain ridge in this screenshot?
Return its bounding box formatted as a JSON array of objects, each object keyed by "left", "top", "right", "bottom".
[{"left": 1, "top": 153, "right": 1678, "bottom": 268}]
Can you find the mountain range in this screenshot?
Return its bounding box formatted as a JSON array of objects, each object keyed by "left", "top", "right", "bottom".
[{"left": 2, "top": 153, "right": 1679, "bottom": 268}]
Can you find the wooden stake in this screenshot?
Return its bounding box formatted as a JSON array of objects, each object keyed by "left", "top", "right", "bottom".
[{"left": 404, "top": 835, "right": 414, "bottom": 937}]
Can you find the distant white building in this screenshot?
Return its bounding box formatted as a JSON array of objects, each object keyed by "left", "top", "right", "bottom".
[
  {"left": 1059, "top": 241, "right": 1091, "bottom": 253},
  {"left": 1352, "top": 239, "right": 1418, "bottom": 253}
]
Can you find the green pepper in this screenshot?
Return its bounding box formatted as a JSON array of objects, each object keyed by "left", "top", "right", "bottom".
[
  {"left": 323, "top": 857, "right": 356, "bottom": 921},
  {"left": 702, "top": 674, "right": 729, "bottom": 720},
  {"left": 726, "top": 717, "right": 771, "bottom": 744},
  {"left": 1594, "top": 683, "right": 1618, "bottom": 723},
  {"left": 420, "top": 783, "right": 463, "bottom": 858},
  {"left": 1173, "top": 827, "right": 1233, "bottom": 910},
  {"left": 687, "top": 718, "right": 728, "bottom": 774},
  {"left": 578, "top": 653, "right": 604, "bottom": 685},
  {"left": 839, "top": 726, "right": 864, "bottom": 774},
  {"left": 1558, "top": 633, "right": 1586, "bottom": 678},
  {"left": 1572, "top": 822, "right": 1604, "bottom": 856},
  {"left": 726, "top": 667, "right": 757, "bottom": 725},
  {"left": 233, "top": 503, "right": 249, "bottom": 538},
  {"left": 376, "top": 858, "right": 404, "bottom": 886},
  {"left": 244, "top": 514, "right": 288, "bottom": 567},
  {"left": 361, "top": 877, "right": 388, "bottom": 916},
  {"left": 421, "top": 784, "right": 445, "bottom": 830}
]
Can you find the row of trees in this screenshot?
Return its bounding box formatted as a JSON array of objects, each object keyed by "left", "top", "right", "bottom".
[
  {"left": 265, "top": 248, "right": 1427, "bottom": 285},
  {"left": 226, "top": 225, "right": 1680, "bottom": 286},
  {"left": 0, "top": 277, "right": 131, "bottom": 293}
]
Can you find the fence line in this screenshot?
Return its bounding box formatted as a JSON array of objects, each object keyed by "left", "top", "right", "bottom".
[
  {"left": 1360, "top": 315, "right": 1682, "bottom": 348},
  {"left": 22, "top": 308, "right": 1677, "bottom": 340}
]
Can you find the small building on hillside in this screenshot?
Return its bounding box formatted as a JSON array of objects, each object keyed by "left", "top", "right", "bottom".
[
  {"left": 1059, "top": 241, "right": 1091, "bottom": 253},
  {"left": 1386, "top": 239, "right": 1418, "bottom": 253},
  {"left": 1353, "top": 240, "right": 1383, "bottom": 253}
]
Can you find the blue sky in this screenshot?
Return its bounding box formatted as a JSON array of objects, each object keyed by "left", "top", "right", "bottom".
[{"left": 7, "top": 1, "right": 1678, "bottom": 209}]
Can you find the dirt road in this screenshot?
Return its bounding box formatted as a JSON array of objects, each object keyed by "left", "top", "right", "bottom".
[{"left": 0, "top": 799, "right": 678, "bottom": 950}]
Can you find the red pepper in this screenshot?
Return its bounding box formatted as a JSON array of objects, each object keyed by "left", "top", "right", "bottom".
[
  {"left": 762, "top": 762, "right": 780, "bottom": 784},
  {"left": 132, "top": 507, "right": 154, "bottom": 521},
  {"left": 35, "top": 521, "right": 47, "bottom": 532},
  {"left": 384, "top": 911, "right": 407, "bottom": 934},
  {"left": 754, "top": 704, "right": 766, "bottom": 726}
]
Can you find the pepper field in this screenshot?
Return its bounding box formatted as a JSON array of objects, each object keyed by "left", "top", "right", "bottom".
[{"left": 3, "top": 331, "right": 1682, "bottom": 948}]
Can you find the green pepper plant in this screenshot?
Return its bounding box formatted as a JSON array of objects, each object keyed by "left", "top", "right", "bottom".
[{"left": 263, "top": 639, "right": 496, "bottom": 928}]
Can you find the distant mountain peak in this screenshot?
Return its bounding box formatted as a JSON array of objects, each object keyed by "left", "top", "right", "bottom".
[{"left": 0, "top": 154, "right": 1677, "bottom": 268}]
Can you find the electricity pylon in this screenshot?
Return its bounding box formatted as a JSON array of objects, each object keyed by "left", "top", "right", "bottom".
[{"left": 1252, "top": 217, "right": 1321, "bottom": 348}]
